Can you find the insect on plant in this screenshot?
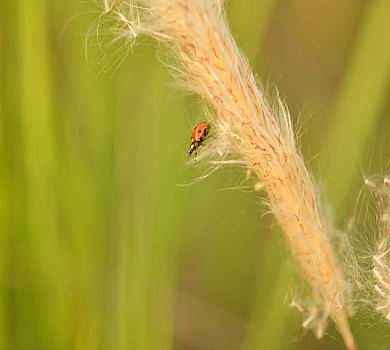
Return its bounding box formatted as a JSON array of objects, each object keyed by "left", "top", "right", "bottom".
[{"left": 188, "top": 122, "right": 210, "bottom": 158}]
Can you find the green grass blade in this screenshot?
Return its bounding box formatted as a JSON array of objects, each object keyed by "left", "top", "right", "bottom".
[
  {"left": 18, "top": 0, "right": 72, "bottom": 347},
  {"left": 319, "top": 0, "right": 390, "bottom": 204}
]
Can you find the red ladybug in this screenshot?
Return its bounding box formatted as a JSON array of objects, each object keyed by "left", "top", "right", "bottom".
[{"left": 188, "top": 122, "right": 210, "bottom": 157}]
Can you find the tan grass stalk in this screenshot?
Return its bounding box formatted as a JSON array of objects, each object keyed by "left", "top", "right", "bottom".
[{"left": 104, "top": 0, "right": 355, "bottom": 348}]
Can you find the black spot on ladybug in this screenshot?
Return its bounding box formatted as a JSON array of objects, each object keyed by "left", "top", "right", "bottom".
[{"left": 197, "top": 130, "right": 202, "bottom": 133}]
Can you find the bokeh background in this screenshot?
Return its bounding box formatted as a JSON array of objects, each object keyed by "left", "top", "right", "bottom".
[{"left": 1, "top": 0, "right": 390, "bottom": 349}]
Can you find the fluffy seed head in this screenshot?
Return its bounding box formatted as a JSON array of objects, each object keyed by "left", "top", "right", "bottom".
[{"left": 100, "top": 1, "right": 355, "bottom": 348}]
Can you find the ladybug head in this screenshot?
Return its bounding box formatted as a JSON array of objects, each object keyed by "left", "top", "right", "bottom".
[{"left": 188, "top": 142, "right": 198, "bottom": 157}]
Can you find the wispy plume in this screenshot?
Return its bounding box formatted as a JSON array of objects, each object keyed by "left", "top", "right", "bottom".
[
  {"left": 99, "top": 0, "right": 355, "bottom": 348},
  {"left": 344, "top": 175, "right": 390, "bottom": 327},
  {"left": 369, "top": 177, "right": 390, "bottom": 320}
]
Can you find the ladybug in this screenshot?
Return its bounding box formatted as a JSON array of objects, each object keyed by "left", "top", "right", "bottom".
[{"left": 188, "top": 122, "right": 210, "bottom": 157}]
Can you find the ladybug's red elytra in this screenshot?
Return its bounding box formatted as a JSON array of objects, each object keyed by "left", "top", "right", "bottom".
[{"left": 188, "top": 122, "right": 210, "bottom": 158}]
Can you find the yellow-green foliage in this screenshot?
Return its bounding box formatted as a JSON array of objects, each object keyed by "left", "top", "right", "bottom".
[{"left": 0, "top": 0, "right": 389, "bottom": 349}]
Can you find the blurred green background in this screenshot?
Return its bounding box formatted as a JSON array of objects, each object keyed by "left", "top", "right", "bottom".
[{"left": 1, "top": 0, "right": 389, "bottom": 349}]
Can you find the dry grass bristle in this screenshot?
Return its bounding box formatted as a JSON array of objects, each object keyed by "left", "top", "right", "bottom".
[{"left": 372, "top": 177, "right": 390, "bottom": 320}]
